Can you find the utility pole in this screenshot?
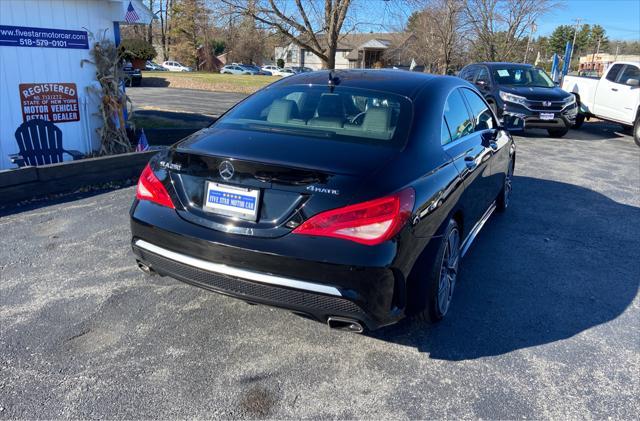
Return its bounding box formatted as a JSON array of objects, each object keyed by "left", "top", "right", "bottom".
[
  {"left": 568, "top": 18, "right": 583, "bottom": 71},
  {"left": 523, "top": 22, "right": 537, "bottom": 64}
]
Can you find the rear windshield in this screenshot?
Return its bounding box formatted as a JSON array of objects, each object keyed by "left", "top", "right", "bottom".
[
  {"left": 492, "top": 67, "right": 555, "bottom": 88},
  {"left": 214, "top": 85, "right": 413, "bottom": 147}
]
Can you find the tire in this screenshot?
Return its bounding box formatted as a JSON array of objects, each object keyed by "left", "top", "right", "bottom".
[
  {"left": 634, "top": 115, "right": 640, "bottom": 147},
  {"left": 496, "top": 159, "right": 514, "bottom": 212},
  {"left": 573, "top": 113, "right": 585, "bottom": 129},
  {"left": 547, "top": 127, "right": 570, "bottom": 138},
  {"left": 413, "top": 219, "right": 461, "bottom": 323}
]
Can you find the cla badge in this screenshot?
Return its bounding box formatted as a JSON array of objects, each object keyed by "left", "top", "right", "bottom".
[
  {"left": 218, "top": 160, "right": 234, "bottom": 180},
  {"left": 543, "top": 101, "right": 552, "bottom": 107}
]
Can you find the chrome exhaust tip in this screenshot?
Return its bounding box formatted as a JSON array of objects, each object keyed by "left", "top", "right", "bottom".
[
  {"left": 137, "top": 261, "right": 155, "bottom": 276},
  {"left": 327, "top": 316, "right": 364, "bottom": 333}
]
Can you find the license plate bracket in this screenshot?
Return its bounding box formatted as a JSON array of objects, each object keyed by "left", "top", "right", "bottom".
[
  {"left": 539, "top": 112, "right": 555, "bottom": 120},
  {"left": 203, "top": 182, "right": 260, "bottom": 221}
]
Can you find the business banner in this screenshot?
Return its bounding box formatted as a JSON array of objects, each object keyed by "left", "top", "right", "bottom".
[
  {"left": 19, "top": 83, "right": 80, "bottom": 123},
  {"left": 0, "top": 25, "right": 89, "bottom": 49}
]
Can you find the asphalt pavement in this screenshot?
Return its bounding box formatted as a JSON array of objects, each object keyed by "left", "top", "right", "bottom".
[
  {"left": 1, "top": 114, "right": 639, "bottom": 417},
  {"left": 128, "top": 87, "right": 246, "bottom": 117}
]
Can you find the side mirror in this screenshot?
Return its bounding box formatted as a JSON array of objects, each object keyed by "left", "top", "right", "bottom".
[
  {"left": 626, "top": 78, "right": 639, "bottom": 87},
  {"left": 481, "top": 129, "right": 497, "bottom": 147}
]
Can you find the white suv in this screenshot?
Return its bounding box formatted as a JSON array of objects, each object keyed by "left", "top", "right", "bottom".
[{"left": 162, "top": 61, "right": 193, "bottom": 72}]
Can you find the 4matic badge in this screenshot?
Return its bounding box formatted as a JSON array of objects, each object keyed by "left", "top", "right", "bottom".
[{"left": 306, "top": 185, "right": 340, "bottom": 195}]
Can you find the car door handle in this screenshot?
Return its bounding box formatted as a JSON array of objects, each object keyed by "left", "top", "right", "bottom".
[{"left": 611, "top": 88, "right": 618, "bottom": 92}]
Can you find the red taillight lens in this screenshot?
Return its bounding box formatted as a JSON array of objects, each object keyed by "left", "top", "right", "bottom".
[
  {"left": 136, "top": 164, "right": 175, "bottom": 209},
  {"left": 292, "top": 188, "right": 415, "bottom": 245}
]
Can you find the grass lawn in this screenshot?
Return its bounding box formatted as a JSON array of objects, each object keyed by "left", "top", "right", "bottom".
[{"left": 142, "top": 71, "right": 279, "bottom": 93}]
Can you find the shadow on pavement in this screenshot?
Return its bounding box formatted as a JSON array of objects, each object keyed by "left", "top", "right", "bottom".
[
  {"left": 139, "top": 76, "right": 170, "bottom": 87},
  {"left": 520, "top": 121, "right": 629, "bottom": 141},
  {"left": 372, "top": 176, "right": 640, "bottom": 360}
]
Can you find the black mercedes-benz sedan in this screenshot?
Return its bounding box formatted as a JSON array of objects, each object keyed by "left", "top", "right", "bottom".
[
  {"left": 458, "top": 62, "right": 578, "bottom": 137},
  {"left": 130, "top": 70, "right": 515, "bottom": 332}
]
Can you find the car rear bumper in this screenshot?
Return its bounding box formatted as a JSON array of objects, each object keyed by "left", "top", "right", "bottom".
[{"left": 130, "top": 201, "right": 409, "bottom": 330}]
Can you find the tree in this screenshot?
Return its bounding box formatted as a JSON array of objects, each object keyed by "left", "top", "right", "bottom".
[
  {"left": 464, "top": 0, "right": 557, "bottom": 62},
  {"left": 406, "top": 0, "right": 466, "bottom": 74},
  {"left": 230, "top": 2, "right": 268, "bottom": 64},
  {"left": 587, "top": 24, "right": 609, "bottom": 54},
  {"left": 549, "top": 24, "right": 575, "bottom": 54},
  {"left": 120, "top": 38, "right": 157, "bottom": 61},
  {"left": 220, "top": 0, "right": 354, "bottom": 69},
  {"left": 549, "top": 23, "right": 609, "bottom": 58},
  {"left": 170, "top": 0, "right": 209, "bottom": 68}
]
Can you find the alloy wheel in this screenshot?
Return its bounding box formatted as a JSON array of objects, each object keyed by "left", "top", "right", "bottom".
[{"left": 437, "top": 227, "right": 460, "bottom": 317}]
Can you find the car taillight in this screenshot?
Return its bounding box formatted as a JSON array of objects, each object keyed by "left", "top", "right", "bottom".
[
  {"left": 136, "top": 164, "right": 175, "bottom": 209},
  {"left": 293, "top": 188, "right": 415, "bottom": 245}
]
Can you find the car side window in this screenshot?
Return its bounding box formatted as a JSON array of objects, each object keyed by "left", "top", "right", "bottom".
[
  {"left": 441, "top": 117, "right": 452, "bottom": 145},
  {"left": 460, "top": 66, "right": 477, "bottom": 82},
  {"left": 461, "top": 88, "right": 496, "bottom": 132},
  {"left": 617, "top": 65, "right": 640, "bottom": 84},
  {"left": 476, "top": 67, "right": 490, "bottom": 85},
  {"left": 605, "top": 64, "right": 624, "bottom": 82},
  {"left": 443, "top": 89, "right": 474, "bottom": 143}
]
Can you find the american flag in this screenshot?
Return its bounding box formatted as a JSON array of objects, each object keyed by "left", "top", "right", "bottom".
[
  {"left": 124, "top": 1, "right": 140, "bottom": 23},
  {"left": 136, "top": 129, "right": 149, "bottom": 152}
]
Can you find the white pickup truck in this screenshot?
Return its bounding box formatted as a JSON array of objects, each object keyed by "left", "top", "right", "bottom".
[{"left": 562, "top": 61, "right": 640, "bottom": 144}]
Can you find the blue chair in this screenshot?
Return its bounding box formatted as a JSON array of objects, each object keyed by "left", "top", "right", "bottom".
[{"left": 9, "top": 119, "right": 83, "bottom": 167}]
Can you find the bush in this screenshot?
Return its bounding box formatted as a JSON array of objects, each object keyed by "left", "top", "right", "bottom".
[
  {"left": 119, "top": 38, "right": 157, "bottom": 61},
  {"left": 277, "top": 58, "right": 285, "bottom": 69}
]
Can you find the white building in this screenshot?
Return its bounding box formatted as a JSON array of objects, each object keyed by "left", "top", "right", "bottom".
[
  {"left": 0, "top": 0, "right": 152, "bottom": 170},
  {"left": 275, "top": 33, "right": 410, "bottom": 70}
]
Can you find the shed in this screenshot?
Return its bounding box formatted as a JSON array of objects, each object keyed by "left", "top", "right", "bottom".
[{"left": 0, "top": 0, "right": 152, "bottom": 170}]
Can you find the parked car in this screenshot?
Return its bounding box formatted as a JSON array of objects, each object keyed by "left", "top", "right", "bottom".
[
  {"left": 290, "top": 66, "right": 314, "bottom": 73},
  {"left": 240, "top": 64, "right": 272, "bottom": 76},
  {"left": 161, "top": 61, "right": 193, "bottom": 72},
  {"left": 145, "top": 61, "right": 167, "bottom": 71},
  {"left": 278, "top": 68, "right": 296, "bottom": 77},
  {"left": 562, "top": 61, "right": 640, "bottom": 144},
  {"left": 123, "top": 62, "right": 142, "bottom": 87},
  {"left": 220, "top": 65, "right": 257, "bottom": 75},
  {"left": 130, "top": 70, "right": 516, "bottom": 332},
  {"left": 458, "top": 62, "right": 578, "bottom": 137},
  {"left": 261, "top": 65, "right": 280, "bottom": 73},
  {"left": 260, "top": 65, "right": 294, "bottom": 77}
]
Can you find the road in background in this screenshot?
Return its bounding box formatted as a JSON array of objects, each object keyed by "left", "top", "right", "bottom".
[
  {"left": 128, "top": 87, "right": 247, "bottom": 117},
  {"left": 1, "top": 113, "right": 639, "bottom": 417}
]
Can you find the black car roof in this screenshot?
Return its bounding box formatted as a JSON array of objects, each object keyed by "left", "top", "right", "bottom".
[{"left": 274, "top": 69, "right": 441, "bottom": 99}]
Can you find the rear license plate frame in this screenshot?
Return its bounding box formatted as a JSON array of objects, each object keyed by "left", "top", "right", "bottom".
[{"left": 203, "top": 181, "right": 260, "bottom": 221}]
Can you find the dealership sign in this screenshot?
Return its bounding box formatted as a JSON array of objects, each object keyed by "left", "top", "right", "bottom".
[
  {"left": 0, "top": 25, "right": 89, "bottom": 49},
  {"left": 19, "top": 83, "right": 80, "bottom": 123}
]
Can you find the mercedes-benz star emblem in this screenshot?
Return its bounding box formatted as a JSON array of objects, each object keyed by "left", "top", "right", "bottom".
[{"left": 218, "top": 161, "right": 234, "bottom": 180}]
